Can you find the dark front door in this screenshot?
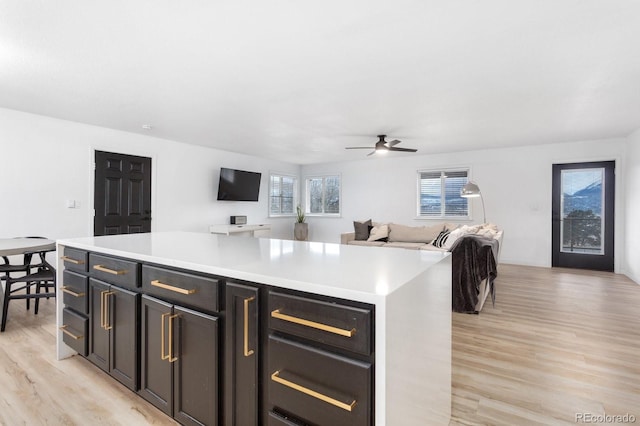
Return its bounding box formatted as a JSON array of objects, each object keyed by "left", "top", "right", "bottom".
[
  {"left": 552, "top": 161, "right": 615, "bottom": 271},
  {"left": 94, "top": 150, "right": 152, "bottom": 236}
]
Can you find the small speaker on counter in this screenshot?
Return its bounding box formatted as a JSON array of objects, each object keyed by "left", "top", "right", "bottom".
[{"left": 230, "top": 215, "right": 247, "bottom": 225}]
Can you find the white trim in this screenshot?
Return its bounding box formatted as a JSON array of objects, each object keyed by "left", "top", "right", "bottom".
[
  {"left": 304, "top": 173, "right": 342, "bottom": 217},
  {"left": 268, "top": 171, "right": 299, "bottom": 218},
  {"left": 416, "top": 167, "right": 472, "bottom": 220}
]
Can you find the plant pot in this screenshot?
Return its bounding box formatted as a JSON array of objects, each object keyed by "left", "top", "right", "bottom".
[{"left": 294, "top": 223, "right": 308, "bottom": 241}]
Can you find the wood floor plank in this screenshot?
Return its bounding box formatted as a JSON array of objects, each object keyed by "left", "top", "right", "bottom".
[{"left": 2, "top": 264, "right": 639, "bottom": 425}]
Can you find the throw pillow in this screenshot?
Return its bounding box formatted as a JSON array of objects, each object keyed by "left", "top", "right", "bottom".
[
  {"left": 353, "top": 219, "right": 372, "bottom": 241},
  {"left": 367, "top": 224, "right": 389, "bottom": 242},
  {"left": 431, "top": 230, "right": 451, "bottom": 248},
  {"left": 443, "top": 227, "right": 466, "bottom": 250}
]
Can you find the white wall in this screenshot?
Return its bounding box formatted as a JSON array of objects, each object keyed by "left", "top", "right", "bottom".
[
  {"left": 0, "top": 108, "right": 300, "bottom": 240},
  {"left": 624, "top": 128, "right": 640, "bottom": 284},
  {"left": 301, "top": 139, "right": 627, "bottom": 269}
]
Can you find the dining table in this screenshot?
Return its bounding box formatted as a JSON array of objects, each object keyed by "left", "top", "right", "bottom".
[
  {"left": 0, "top": 238, "right": 56, "bottom": 258},
  {"left": 0, "top": 237, "right": 57, "bottom": 331}
]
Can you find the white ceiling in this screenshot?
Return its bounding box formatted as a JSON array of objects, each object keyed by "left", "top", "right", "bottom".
[{"left": 1, "top": 1, "right": 639, "bottom": 165}]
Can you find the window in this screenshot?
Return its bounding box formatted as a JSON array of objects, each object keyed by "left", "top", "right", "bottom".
[
  {"left": 269, "top": 173, "right": 297, "bottom": 216},
  {"left": 305, "top": 175, "right": 341, "bottom": 215},
  {"left": 418, "top": 169, "right": 469, "bottom": 218}
]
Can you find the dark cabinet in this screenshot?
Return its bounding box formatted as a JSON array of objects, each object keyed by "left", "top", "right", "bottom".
[
  {"left": 87, "top": 278, "right": 139, "bottom": 391},
  {"left": 267, "top": 290, "right": 374, "bottom": 426},
  {"left": 60, "top": 247, "right": 376, "bottom": 426},
  {"left": 60, "top": 249, "right": 91, "bottom": 356},
  {"left": 140, "top": 294, "right": 219, "bottom": 426},
  {"left": 225, "top": 282, "right": 259, "bottom": 426}
]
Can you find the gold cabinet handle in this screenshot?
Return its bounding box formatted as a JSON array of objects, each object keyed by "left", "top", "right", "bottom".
[
  {"left": 271, "top": 310, "right": 356, "bottom": 338},
  {"left": 161, "top": 313, "right": 170, "bottom": 361},
  {"left": 243, "top": 296, "right": 255, "bottom": 357},
  {"left": 168, "top": 314, "right": 178, "bottom": 363},
  {"left": 271, "top": 370, "right": 357, "bottom": 412},
  {"left": 61, "top": 286, "right": 85, "bottom": 297},
  {"left": 93, "top": 265, "right": 127, "bottom": 275},
  {"left": 161, "top": 312, "right": 179, "bottom": 363},
  {"left": 61, "top": 256, "right": 84, "bottom": 265},
  {"left": 101, "top": 290, "right": 114, "bottom": 330},
  {"left": 60, "top": 325, "right": 83, "bottom": 340},
  {"left": 150, "top": 280, "right": 196, "bottom": 295}
]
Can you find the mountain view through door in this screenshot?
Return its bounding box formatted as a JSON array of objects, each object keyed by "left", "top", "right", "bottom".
[{"left": 552, "top": 161, "right": 615, "bottom": 271}]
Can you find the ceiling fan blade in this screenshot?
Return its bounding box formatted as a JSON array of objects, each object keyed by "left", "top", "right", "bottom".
[
  {"left": 388, "top": 147, "right": 418, "bottom": 152},
  {"left": 387, "top": 139, "right": 401, "bottom": 147},
  {"left": 367, "top": 150, "right": 376, "bottom": 156},
  {"left": 345, "top": 147, "right": 374, "bottom": 150}
]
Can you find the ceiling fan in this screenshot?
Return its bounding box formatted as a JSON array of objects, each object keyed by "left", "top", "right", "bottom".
[{"left": 345, "top": 135, "right": 418, "bottom": 156}]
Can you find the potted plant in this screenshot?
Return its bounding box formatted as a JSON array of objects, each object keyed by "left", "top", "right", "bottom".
[{"left": 294, "top": 205, "right": 308, "bottom": 241}]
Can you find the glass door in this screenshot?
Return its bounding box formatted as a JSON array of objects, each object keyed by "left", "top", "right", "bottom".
[{"left": 552, "top": 161, "right": 615, "bottom": 271}]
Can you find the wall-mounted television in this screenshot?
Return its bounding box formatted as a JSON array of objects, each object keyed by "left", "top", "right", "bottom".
[{"left": 217, "top": 167, "right": 262, "bottom": 201}]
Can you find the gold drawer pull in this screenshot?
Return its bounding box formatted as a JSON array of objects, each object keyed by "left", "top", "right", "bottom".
[
  {"left": 244, "top": 296, "right": 255, "bottom": 357},
  {"left": 271, "top": 371, "right": 357, "bottom": 412},
  {"left": 93, "top": 265, "right": 127, "bottom": 275},
  {"left": 271, "top": 310, "right": 356, "bottom": 337},
  {"left": 151, "top": 280, "right": 196, "bottom": 295},
  {"left": 60, "top": 325, "right": 83, "bottom": 340},
  {"left": 61, "top": 286, "right": 85, "bottom": 297},
  {"left": 61, "top": 256, "right": 84, "bottom": 265}
]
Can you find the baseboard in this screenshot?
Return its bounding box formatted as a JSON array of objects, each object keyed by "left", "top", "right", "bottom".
[
  {"left": 622, "top": 269, "right": 640, "bottom": 285},
  {"left": 498, "top": 258, "right": 550, "bottom": 268}
]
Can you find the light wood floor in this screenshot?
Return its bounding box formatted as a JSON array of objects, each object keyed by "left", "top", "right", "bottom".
[
  {"left": 451, "top": 264, "right": 640, "bottom": 425},
  {"left": 1, "top": 265, "right": 638, "bottom": 425}
]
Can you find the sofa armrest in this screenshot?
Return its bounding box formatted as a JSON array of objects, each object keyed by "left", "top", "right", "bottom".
[{"left": 341, "top": 232, "right": 356, "bottom": 244}]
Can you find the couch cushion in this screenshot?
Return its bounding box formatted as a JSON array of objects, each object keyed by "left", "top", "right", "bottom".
[
  {"left": 347, "top": 240, "right": 387, "bottom": 247},
  {"left": 383, "top": 242, "right": 426, "bottom": 250},
  {"left": 353, "top": 219, "right": 372, "bottom": 240},
  {"left": 367, "top": 224, "right": 389, "bottom": 242},
  {"left": 388, "top": 223, "right": 444, "bottom": 243}
]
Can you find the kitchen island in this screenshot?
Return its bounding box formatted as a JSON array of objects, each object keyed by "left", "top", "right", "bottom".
[{"left": 56, "top": 231, "right": 451, "bottom": 426}]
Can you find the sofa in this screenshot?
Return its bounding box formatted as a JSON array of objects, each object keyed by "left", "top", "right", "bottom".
[{"left": 341, "top": 221, "right": 503, "bottom": 312}]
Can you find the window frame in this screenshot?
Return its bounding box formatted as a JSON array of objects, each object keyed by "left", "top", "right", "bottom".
[
  {"left": 304, "top": 174, "right": 342, "bottom": 217},
  {"left": 268, "top": 172, "right": 299, "bottom": 218},
  {"left": 416, "top": 167, "right": 472, "bottom": 220}
]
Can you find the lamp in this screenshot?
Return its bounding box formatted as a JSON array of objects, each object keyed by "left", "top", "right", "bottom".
[{"left": 460, "top": 181, "right": 486, "bottom": 223}]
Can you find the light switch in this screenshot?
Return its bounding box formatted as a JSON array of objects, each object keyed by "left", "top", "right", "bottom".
[{"left": 66, "top": 199, "right": 76, "bottom": 208}]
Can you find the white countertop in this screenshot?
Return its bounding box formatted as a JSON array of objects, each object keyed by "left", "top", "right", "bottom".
[{"left": 57, "top": 231, "right": 449, "bottom": 304}]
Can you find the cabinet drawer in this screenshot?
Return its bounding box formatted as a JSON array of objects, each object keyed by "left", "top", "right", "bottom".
[
  {"left": 141, "top": 265, "right": 220, "bottom": 313},
  {"left": 89, "top": 253, "right": 140, "bottom": 290},
  {"left": 268, "top": 291, "right": 372, "bottom": 356},
  {"left": 61, "top": 308, "right": 88, "bottom": 356},
  {"left": 61, "top": 247, "right": 88, "bottom": 273},
  {"left": 61, "top": 271, "right": 89, "bottom": 315},
  {"left": 268, "top": 335, "right": 372, "bottom": 426}
]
